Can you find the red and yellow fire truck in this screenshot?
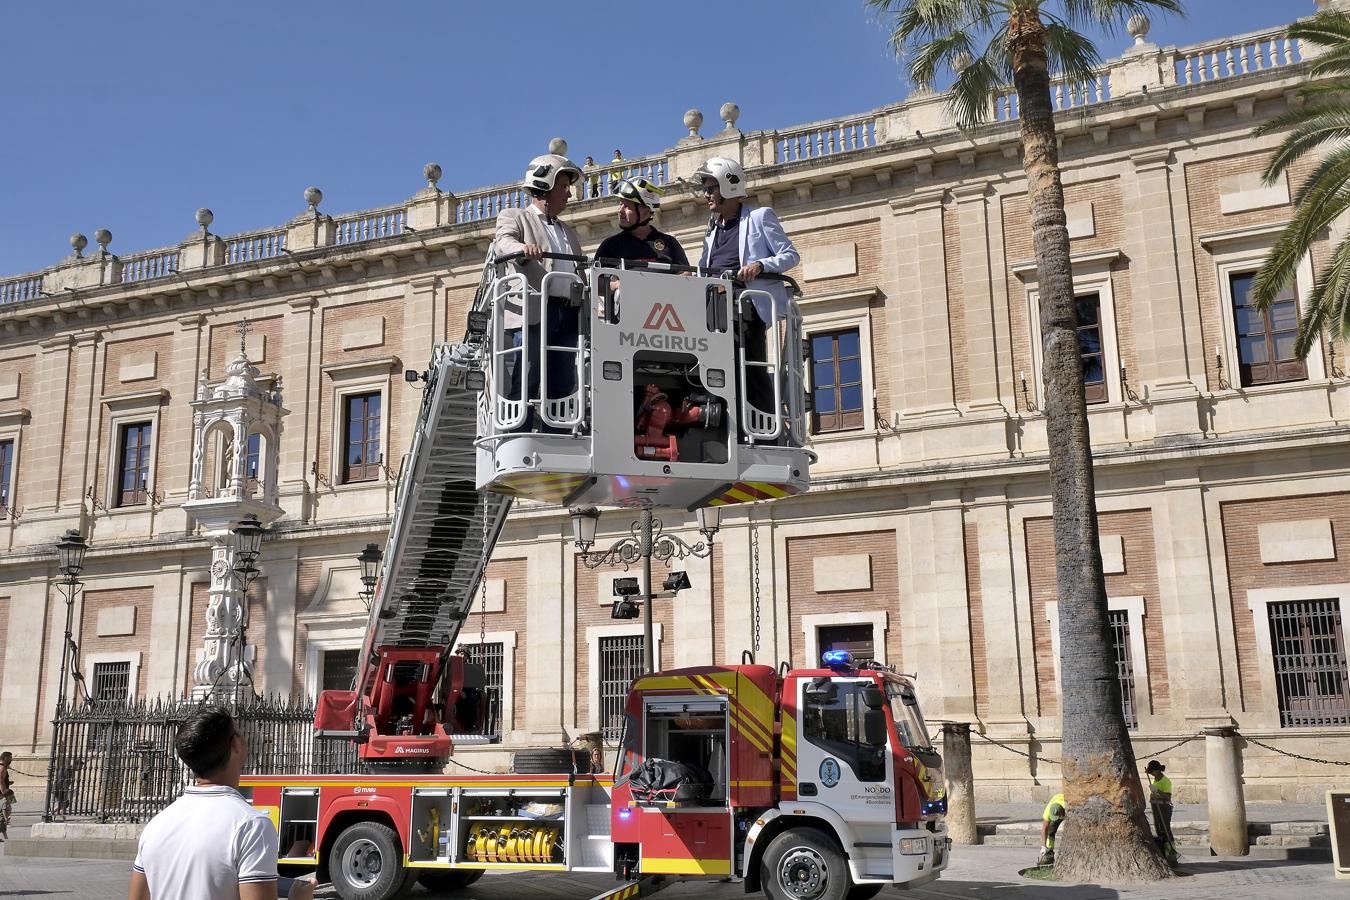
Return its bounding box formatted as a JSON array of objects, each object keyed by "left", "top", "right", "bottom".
[
  {"left": 243, "top": 255, "right": 950, "bottom": 898},
  {"left": 245, "top": 657, "right": 948, "bottom": 899}
]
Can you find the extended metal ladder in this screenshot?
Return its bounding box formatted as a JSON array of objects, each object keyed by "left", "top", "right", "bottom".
[{"left": 361, "top": 340, "right": 511, "bottom": 658}]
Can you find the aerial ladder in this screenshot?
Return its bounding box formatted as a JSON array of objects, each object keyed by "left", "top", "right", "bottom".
[{"left": 313, "top": 251, "right": 814, "bottom": 769}]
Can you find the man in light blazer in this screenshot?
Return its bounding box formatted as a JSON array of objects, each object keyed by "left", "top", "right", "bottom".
[
  {"left": 493, "top": 153, "right": 585, "bottom": 428},
  {"left": 695, "top": 156, "right": 800, "bottom": 411}
]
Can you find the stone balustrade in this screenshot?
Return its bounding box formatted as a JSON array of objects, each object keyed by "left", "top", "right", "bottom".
[
  {"left": 224, "top": 228, "right": 287, "bottom": 265},
  {"left": 1174, "top": 26, "right": 1305, "bottom": 85},
  {"left": 119, "top": 248, "right": 180, "bottom": 284},
  {"left": 773, "top": 113, "right": 880, "bottom": 164},
  {"left": 0, "top": 13, "right": 1318, "bottom": 303},
  {"left": 334, "top": 207, "right": 406, "bottom": 245}
]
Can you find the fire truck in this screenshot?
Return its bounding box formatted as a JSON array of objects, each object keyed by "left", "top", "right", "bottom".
[{"left": 242, "top": 254, "right": 950, "bottom": 899}]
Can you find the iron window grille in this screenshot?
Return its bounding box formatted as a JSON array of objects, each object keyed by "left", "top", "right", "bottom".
[
  {"left": 461, "top": 642, "right": 505, "bottom": 736},
  {"left": 810, "top": 329, "right": 864, "bottom": 433},
  {"left": 92, "top": 661, "right": 132, "bottom": 702},
  {"left": 1108, "top": 610, "right": 1139, "bottom": 729},
  {"left": 116, "top": 422, "right": 153, "bottom": 507},
  {"left": 342, "top": 392, "right": 382, "bottom": 483},
  {"left": 320, "top": 649, "right": 361, "bottom": 693},
  {"left": 599, "top": 635, "right": 644, "bottom": 742},
  {"left": 1268, "top": 599, "right": 1350, "bottom": 728},
  {"left": 1229, "top": 272, "right": 1306, "bottom": 387}
]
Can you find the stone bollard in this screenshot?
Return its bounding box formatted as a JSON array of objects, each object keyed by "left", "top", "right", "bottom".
[
  {"left": 1205, "top": 726, "right": 1249, "bottom": 856},
  {"left": 942, "top": 722, "right": 979, "bottom": 845}
]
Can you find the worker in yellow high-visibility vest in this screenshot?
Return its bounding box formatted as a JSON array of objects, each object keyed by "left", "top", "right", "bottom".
[
  {"left": 1038, "top": 792, "right": 1066, "bottom": 864},
  {"left": 1146, "top": 760, "right": 1179, "bottom": 863}
]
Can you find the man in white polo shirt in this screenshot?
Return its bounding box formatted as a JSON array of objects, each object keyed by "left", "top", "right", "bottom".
[{"left": 129, "top": 706, "right": 313, "bottom": 900}]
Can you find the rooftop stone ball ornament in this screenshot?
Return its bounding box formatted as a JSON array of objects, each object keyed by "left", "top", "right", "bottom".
[
  {"left": 684, "top": 109, "right": 704, "bottom": 139},
  {"left": 70, "top": 233, "right": 88, "bottom": 258},
  {"left": 548, "top": 137, "right": 568, "bottom": 156},
  {"left": 196, "top": 208, "right": 214, "bottom": 233},
  {"left": 94, "top": 229, "right": 112, "bottom": 253},
  {"left": 304, "top": 186, "right": 323, "bottom": 213},
  {"left": 720, "top": 102, "right": 740, "bottom": 130},
  {"left": 424, "top": 163, "right": 442, "bottom": 189}
]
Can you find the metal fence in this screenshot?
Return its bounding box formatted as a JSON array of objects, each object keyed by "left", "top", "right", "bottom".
[{"left": 45, "top": 694, "right": 358, "bottom": 823}]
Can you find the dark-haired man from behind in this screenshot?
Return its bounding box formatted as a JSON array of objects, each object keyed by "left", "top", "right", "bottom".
[{"left": 129, "top": 706, "right": 313, "bottom": 900}]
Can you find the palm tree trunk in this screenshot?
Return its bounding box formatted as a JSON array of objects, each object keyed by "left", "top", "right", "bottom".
[{"left": 1008, "top": 6, "right": 1170, "bottom": 882}]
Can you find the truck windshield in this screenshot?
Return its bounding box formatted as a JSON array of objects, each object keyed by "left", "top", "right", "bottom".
[{"left": 886, "top": 681, "right": 934, "bottom": 750}]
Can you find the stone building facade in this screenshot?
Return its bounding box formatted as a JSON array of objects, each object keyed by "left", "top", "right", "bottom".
[{"left": 1, "top": 9, "right": 1348, "bottom": 802}]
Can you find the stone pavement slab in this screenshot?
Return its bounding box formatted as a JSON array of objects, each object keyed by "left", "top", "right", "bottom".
[{"left": 2, "top": 843, "right": 1345, "bottom": 900}]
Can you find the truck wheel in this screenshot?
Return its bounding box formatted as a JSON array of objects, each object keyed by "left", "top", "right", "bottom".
[
  {"left": 760, "top": 827, "right": 850, "bottom": 900},
  {"left": 330, "top": 821, "right": 410, "bottom": 900},
  {"left": 417, "top": 869, "right": 484, "bottom": 893},
  {"left": 846, "top": 885, "right": 884, "bottom": 900}
]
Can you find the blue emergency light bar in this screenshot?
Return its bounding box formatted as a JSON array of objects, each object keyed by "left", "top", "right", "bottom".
[
  {"left": 822, "top": 650, "right": 853, "bottom": 668},
  {"left": 922, "top": 797, "right": 948, "bottom": 816}
]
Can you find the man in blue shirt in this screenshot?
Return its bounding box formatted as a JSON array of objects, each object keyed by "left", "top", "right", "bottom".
[{"left": 695, "top": 157, "right": 799, "bottom": 417}]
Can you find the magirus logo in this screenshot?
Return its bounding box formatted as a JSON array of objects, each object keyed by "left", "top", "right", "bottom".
[
  {"left": 642, "top": 303, "right": 685, "bottom": 332},
  {"left": 394, "top": 746, "right": 432, "bottom": 754}
]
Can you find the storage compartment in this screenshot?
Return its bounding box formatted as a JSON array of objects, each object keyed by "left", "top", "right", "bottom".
[
  {"left": 410, "top": 789, "right": 455, "bottom": 862},
  {"left": 643, "top": 699, "right": 728, "bottom": 807},
  {"left": 278, "top": 789, "right": 319, "bottom": 860},
  {"left": 456, "top": 789, "right": 569, "bottom": 867}
]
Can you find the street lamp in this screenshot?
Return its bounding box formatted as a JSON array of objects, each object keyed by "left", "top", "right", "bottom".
[
  {"left": 53, "top": 530, "right": 88, "bottom": 710},
  {"left": 358, "top": 543, "right": 383, "bottom": 610},
  {"left": 47, "top": 529, "right": 88, "bottom": 823},
  {"left": 227, "top": 515, "right": 266, "bottom": 703},
  {"left": 569, "top": 506, "right": 716, "bottom": 674}
]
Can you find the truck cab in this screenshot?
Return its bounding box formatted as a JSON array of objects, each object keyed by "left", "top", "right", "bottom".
[{"left": 609, "top": 658, "right": 949, "bottom": 898}]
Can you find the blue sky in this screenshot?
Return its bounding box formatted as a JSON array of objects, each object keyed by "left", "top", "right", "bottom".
[{"left": 0, "top": 0, "right": 1303, "bottom": 276}]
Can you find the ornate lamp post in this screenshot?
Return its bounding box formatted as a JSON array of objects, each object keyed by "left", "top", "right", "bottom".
[
  {"left": 357, "top": 543, "right": 383, "bottom": 610},
  {"left": 225, "top": 514, "right": 266, "bottom": 705},
  {"left": 53, "top": 530, "right": 88, "bottom": 711},
  {"left": 570, "top": 506, "right": 720, "bottom": 674},
  {"left": 45, "top": 529, "right": 87, "bottom": 823}
]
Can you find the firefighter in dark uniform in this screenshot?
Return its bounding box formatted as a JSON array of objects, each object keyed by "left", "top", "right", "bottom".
[{"left": 595, "top": 177, "right": 689, "bottom": 266}]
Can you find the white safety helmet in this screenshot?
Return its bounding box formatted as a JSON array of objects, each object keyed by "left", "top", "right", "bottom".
[
  {"left": 522, "top": 154, "right": 582, "bottom": 193},
  {"left": 693, "top": 156, "right": 748, "bottom": 199},
  {"left": 613, "top": 176, "right": 664, "bottom": 211}
]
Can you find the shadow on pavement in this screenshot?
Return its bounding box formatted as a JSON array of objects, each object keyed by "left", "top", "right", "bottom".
[
  {"left": 903, "top": 879, "right": 1120, "bottom": 898},
  {"left": 1178, "top": 857, "right": 1326, "bottom": 874}
]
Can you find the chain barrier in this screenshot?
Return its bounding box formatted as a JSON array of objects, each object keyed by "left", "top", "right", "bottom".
[
  {"left": 1244, "top": 736, "right": 1350, "bottom": 767},
  {"left": 447, "top": 756, "right": 495, "bottom": 774},
  {"left": 968, "top": 732, "right": 1201, "bottom": 767},
  {"left": 1135, "top": 734, "right": 1202, "bottom": 760},
  {"left": 749, "top": 508, "right": 762, "bottom": 656}
]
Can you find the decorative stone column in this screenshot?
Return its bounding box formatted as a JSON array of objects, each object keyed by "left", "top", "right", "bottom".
[
  {"left": 942, "top": 722, "right": 979, "bottom": 845},
  {"left": 182, "top": 325, "right": 287, "bottom": 698},
  {"left": 1205, "top": 726, "right": 1249, "bottom": 856}
]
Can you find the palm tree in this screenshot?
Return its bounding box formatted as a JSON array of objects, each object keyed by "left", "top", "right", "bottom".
[
  {"left": 1252, "top": 11, "right": 1350, "bottom": 355},
  {"left": 867, "top": 0, "right": 1179, "bottom": 882}
]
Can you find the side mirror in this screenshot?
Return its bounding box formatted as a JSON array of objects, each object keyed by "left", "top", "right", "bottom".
[
  {"left": 863, "top": 709, "right": 888, "bottom": 747},
  {"left": 862, "top": 684, "right": 886, "bottom": 710}
]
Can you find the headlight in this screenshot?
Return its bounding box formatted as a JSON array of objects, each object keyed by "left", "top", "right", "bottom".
[{"left": 898, "top": 836, "right": 930, "bottom": 856}]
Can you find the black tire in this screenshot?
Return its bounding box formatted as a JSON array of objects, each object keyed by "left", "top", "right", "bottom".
[
  {"left": 511, "top": 747, "right": 590, "bottom": 774},
  {"left": 329, "top": 821, "right": 410, "bottom": 900},
  {"left": 417, "top": 869, "right": 484, "bottom": 894},
  {"left": 760, "top": 827, "right": 850, "bottom": 900},
  {"left": 846, "top": 885, "right": 885, "bottom": 900}
]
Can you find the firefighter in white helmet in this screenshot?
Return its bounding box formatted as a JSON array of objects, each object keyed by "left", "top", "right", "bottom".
[
  {"left": 695, "top": 156, "right": 799, "bottom": 409},
  {"left": 492, "top": 153, "right": 585, "bottom": 429},
  {"left": 596, "top": 177, "right": 689, "bottom": 266}
]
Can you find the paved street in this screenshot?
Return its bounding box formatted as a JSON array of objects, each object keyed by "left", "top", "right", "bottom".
[{"left": 2, "top": 843, "right": 1344, "bottom": 899}]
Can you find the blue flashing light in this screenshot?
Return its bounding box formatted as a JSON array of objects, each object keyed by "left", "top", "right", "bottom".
[
  {"left": 618, "top": 808, "right": 633, "bottom": 821},
  {"left": 922, "top": 797, "right": 948, "bottom": 816},
  {"left": 822, "top": 649, "right": 853, "bottom": 668}
]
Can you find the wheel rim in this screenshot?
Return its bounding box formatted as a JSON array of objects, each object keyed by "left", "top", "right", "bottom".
[
  {"left": 341, "top": 837, "right": 384, "bottom": 889},
  {"left": 778, "top": 845, "right": 830, "bottom": 900}
]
